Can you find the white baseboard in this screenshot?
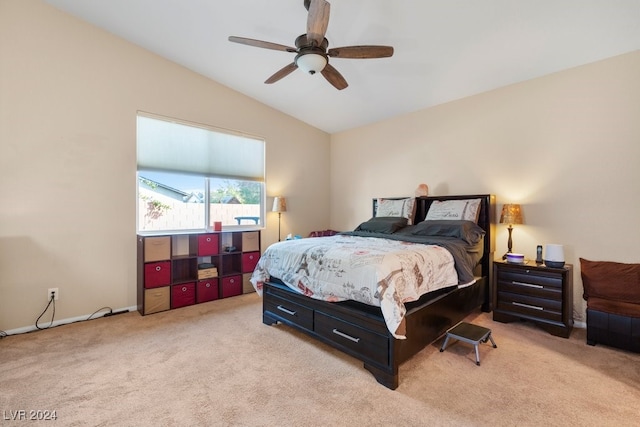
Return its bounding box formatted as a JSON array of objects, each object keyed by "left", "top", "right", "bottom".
[{"left": 4, "top": 305, "right": 138, "bottom": 336}]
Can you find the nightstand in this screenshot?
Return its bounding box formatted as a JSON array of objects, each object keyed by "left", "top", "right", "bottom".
[{"left": 493, "top": 260, "right": 573, "bottom": 338}]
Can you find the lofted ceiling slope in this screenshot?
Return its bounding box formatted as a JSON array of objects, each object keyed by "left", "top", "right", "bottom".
[{"left": 45, "top": 0, "right": 640, "bottom": 134}]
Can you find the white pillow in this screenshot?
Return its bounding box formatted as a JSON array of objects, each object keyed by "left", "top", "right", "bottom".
[
  {"left": 376, "top": 198, "right": 416, "bottom": 225},
  {"left": 425, "top": 199, "right": 481, "bottom": 223}
]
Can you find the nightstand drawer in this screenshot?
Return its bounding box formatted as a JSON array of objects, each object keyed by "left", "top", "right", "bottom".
[
  {"left": 497, "top": 291, "right": 562, "bottom": 322},
  {"left": 315, "top": 311, "right": 389, "bottom": 366},
  {"left": 264, "top": 292, "right": 314, "bottom": 331},
  {"left": 497, "top": 268, "right": 563, "bottom": 289},
  {"left": 497, "top": 277, "right": 562, "bottom": 300}
]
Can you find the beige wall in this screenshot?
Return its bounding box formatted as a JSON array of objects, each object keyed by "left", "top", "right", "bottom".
[
  {"left": 0, "top": 0, "right": 330, "bottom": 331},
  {"left": 2, "top": 1, "right": 638, "bottom": 331},
  {"left": 330, "top": 50, "right": 640, "bottom": 322}
]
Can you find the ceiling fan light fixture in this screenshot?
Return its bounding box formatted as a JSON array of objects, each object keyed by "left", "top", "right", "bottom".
[{"left": 295, "top": 53, "right": 327, "bottom": 75}]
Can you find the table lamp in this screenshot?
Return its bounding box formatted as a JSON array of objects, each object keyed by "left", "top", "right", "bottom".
[{"left": 500, "top": 203, "right": 523, "bottom": 259}]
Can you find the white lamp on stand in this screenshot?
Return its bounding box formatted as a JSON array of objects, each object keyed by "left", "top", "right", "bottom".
[{"left": 272, "top": 196, "right": 287, "bottom": 242}]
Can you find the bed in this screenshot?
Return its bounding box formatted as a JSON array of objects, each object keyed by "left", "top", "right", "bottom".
[{"left": 251, "top": 194, "right": 495, "bottom": 389}]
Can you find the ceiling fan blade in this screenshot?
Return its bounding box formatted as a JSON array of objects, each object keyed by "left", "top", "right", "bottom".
[
  {"left": 307, "top": 0, "right": 330, "bottom": 47},
  {"left": 265, "top": 62, "right": 298, "bottom": 84},
  {"left": 228, "top": 36, "right": 296, "bottom": 52},
  {"left": 328, "top": 45, "right": 394, "bottom": 59},
  {"left": 321, "top": 63, "right": 348, "bottom": 90}
]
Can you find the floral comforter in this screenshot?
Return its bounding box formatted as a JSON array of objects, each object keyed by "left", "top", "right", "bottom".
[{"left": 250, "top": 234, "right": 474, "bottom": 339}]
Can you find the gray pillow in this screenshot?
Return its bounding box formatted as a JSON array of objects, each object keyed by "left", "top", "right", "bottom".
[
  {"left": 355, "top": 217, "right": 408, "bottom": 234},
  {"left": 411, "top": 220, "right": 485, "bottom": 245}
]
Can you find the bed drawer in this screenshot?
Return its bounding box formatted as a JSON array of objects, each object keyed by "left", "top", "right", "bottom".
[
  {"left": 264, "top": 292, "right": 314, "bottom": 331},
  {"left": 315, "top": 311, "right": 389, "bottom": 366}
]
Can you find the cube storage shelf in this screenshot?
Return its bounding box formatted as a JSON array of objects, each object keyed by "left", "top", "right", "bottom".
[{"left": 137, "top": 230, "right": 261, "bottom": 315}]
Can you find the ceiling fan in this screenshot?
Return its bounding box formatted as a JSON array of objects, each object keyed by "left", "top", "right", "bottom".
[{"left": 228, "top": 0, "right": 394, "bottom": 90}]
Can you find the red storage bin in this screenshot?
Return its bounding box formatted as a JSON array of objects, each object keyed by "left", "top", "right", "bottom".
[
  {"left": 242, "top": 252, "right": 260, "bottom": 273},
  {"left": 198, "top": 234, "right": 219, "bottom": 256},
  {"left": 144, "top": 261, "right": 171, "bottom": 288},
  {"left": 221, "top": 275, "right": 242, "bottom": 298},
  {"left": 197, "top": 279, "right": 219, "bottom": 303},
  {"left": 171, "top": 282, "right": 196, "bottom": 308}
]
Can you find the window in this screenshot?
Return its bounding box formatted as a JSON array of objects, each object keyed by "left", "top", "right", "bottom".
[{"left": 137, "top": 113, "right": 265, "bottom": 233}]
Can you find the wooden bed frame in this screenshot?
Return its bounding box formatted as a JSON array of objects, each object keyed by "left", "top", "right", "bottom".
[{"left": 262, "top": 194, "right": 495, "bottom": 389}]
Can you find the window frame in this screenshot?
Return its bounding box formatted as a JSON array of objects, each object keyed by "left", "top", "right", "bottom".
[{"left": 136, "top": 112, "right": 265, "bottom": 234}]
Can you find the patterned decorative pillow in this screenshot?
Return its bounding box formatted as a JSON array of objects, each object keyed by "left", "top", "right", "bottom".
[
  {"left": 425, "top": 199, "right": 481, "bottom": 223},
  {"left": 376, "top": 198, "right": 416, "bottom": 225}
]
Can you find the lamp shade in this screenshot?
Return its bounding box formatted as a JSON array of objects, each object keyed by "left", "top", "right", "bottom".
[
  {"left": 295, "top": 53, "right": 327, "bottom": 75},
  {"left": 499, "top": 204, "right": 524, "bottom": 225},
  {"left": 272, "top": 196, "right": 287, "bottom": 213}
]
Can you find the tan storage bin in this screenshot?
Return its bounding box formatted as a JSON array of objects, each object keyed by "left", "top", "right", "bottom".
[
  {"left": 144, "top": 287, "right": 170, "bottom": 314},
  {"left": 241, "top": 231, "right": 260, "bottom": 252},
  {"left": 243, "top": 273, "right": 255, "bottom": 294},
  {"left": 144, "top": 236, "right": 171, "bottom": 262},
  {"left": 198, "top": 268, "right": 218, "bottom": 279}
]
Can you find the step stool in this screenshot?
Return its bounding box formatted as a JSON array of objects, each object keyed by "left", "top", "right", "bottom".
[{"left": 440, "top": 322, "right": 497, "bottom": 366}]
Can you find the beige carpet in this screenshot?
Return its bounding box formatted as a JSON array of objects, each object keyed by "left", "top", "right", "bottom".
[{"left": 1, "top": 293, "right": 638, "bottom": 426}]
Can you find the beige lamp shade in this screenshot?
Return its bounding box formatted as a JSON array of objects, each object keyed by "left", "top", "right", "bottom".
[
  {"left": 272, "top": 196, "right": 287, "bottom": 213},
  {"left": 499, "top": 204, "right": 523, "bottom": 225}
]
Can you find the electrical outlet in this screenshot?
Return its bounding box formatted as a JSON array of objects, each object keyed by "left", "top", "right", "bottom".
[{"left": 48, "top": 288, "right": 59, "bottom": 301}]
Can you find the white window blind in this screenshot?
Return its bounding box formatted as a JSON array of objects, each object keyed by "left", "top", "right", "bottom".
[{"left": 137, "top": 113, "right": 265, "bottom": 181}]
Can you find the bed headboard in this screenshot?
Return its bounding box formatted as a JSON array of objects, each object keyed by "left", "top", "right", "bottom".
[{"left": 373, "top": 194, "right": 496, "bottom": 279}]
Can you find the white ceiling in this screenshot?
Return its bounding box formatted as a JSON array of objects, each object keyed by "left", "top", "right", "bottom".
[{"left": 44, "top": 0, "right": 640, "bottom": 134}]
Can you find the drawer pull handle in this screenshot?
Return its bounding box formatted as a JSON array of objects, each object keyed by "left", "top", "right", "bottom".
[
  {"left": 155, "top": 266, "right": 162, "bottom": 272},
  {"left": 513, "top": 301, "right": 543, "bottom": 311},
  {"left": 332, "top": 328, "right": 360, "bottom": 343},
  {"left": 277, "top": 305, "right": 296, "bottom": 316},
  {"left": 512, "top": 281, "right": 543, "bottom": 289}
]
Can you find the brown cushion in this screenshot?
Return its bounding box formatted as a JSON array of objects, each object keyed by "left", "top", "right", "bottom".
[
  {"left": 587, "top": 297, "right": 640, "bottom": 318},
  {"left": 580, "top": 258, "right": 640, "bottom": 304}
]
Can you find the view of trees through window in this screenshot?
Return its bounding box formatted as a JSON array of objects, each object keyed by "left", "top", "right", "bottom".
[
  {"left": 136, "top": 113, "right": 265, "bottom": 233},
  {"left": 137, "top": 170, "right": 262, "bottom": 232}
]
